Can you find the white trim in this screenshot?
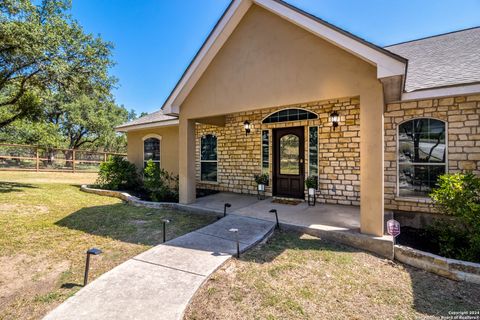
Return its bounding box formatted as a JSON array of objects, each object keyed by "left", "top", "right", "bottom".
[
  {"left": 143, "top": 136, "right": 162, "bottom": 168},
  {"left": 142, "top": 134, "right": 163, "bottom": 141},
  {"left": 162, "top": 0, "right": 406, "bottom": 115},
  {"left": 165, "top": 0, "right": 252, "bottom": 115},
  {"left": 115, "top": 119, "right": 179, "bottom": 132},
  {"left": 396, "top": 117, "right": 448, "bottom": 199},
  {"left": 254, "top": 0, "right": 405, "bottom": 78},
  {"left": 307, "top": 125, "right": 319, "bottom": 179},
  {"left": 401, "top": 83, "right": 480, "bottom": 101},
  {"left": 260, "top": 129, "right": 270, "bottom": 174}
]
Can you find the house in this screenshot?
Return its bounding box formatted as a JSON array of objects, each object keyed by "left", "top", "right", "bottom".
[{"left": 116, "top": 0, "right": 480, "bottom": 237}]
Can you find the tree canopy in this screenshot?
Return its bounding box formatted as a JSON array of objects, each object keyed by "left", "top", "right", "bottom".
[{"left": 0, "top": 0, "right": 133, "bottom": 152}]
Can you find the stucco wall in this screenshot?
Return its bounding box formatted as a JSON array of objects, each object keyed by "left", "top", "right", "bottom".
[
  {"left": 384, "top": 94, "right": 480, "bottom": 213},
  {"left": 195, "top": 97, "right": 361, "bottom": 205},
  {"left": 179, "top": 4, "right": 381, "bottom": 119},
  {"left": 126, "top": 126, "right": 179, "bottom": 175},
  {"left": 177, "top": 4, "right": 385, "bottom": 235}
]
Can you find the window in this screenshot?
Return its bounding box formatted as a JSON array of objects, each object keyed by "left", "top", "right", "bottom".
[
  {"left": 143, "top": 137, "right": 160, "bottom": 168},
  {"left": 263, "top": 109, "right": 317, "bottom": 124},
  {"left": 309, "top": 126, "right": 318, "bottom": 178},
  {"left": 398, "top": 118, "right": 446, "bottom": 197},
  {"left": 200, "top": 134, "right": 217, "bottom": 182},
  {"left": 279, "top": 134, "right": 300, "bottom": 175},
  {"left": 261, "top": 130, "right": 269, "bottom": 174}
]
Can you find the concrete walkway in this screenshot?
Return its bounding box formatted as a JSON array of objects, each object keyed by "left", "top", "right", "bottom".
[
  {"left": 43, "top": 215, "right": 275, "bottom": 320},
  {"left": 189, "top": 193, "right": 393, "bottom": 258}
]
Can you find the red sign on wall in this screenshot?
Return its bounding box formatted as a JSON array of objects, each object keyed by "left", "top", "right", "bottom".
[{"left": 387, "top": 219, "right": 401, "bottom": 237}]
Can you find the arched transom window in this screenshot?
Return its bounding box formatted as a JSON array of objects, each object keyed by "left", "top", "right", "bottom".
[
  {"left": 143, "top": 136, "right": 160, "bottom": 168},
  {"left": 398, "top": 118, "right": 446, "bottom": 197},
  {"left": 263, "top": 109, "right": 317, "bottom": 124}
]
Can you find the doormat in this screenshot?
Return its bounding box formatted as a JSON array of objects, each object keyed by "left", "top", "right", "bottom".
[{"left": 271, "top": 199, "right": 303, "bottom": 205}]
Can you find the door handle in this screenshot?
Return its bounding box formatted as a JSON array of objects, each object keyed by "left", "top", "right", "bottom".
[{"left": 300, "top": 158, "right": 304, "bottom": 164}]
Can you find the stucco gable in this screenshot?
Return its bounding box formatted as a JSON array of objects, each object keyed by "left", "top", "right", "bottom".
[
  {"left": 162, "top": 0, "right": 406, "bottom": 115},
  {"left": 180, "top": 5, "right": 385, "bottom": 119}
]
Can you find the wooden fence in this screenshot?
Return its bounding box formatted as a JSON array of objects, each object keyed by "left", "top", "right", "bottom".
[{"left": 0, "top": 143, "right": 126, "bottom": 173}]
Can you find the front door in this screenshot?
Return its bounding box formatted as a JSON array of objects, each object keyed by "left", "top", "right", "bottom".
[{"left": 273, "top": 127, "right": 305, "bottom": 199}]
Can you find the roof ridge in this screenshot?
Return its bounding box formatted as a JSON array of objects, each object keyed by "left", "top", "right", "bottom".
[{"left": 384, "top": 25, "right": 480, "bottom": 48}]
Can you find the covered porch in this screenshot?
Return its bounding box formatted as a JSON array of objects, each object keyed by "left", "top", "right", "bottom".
[
  {"left": 191, "top": 192, "right": 360, "bottom": 231},
  {"left": 188, "top": 192, "right": 393, "bottom": 258}
]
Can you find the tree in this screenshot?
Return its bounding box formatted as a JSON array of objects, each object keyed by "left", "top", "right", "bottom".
[
  {"left": 46, "top": 92, "right": 128, "bottom": 151},
  {"left": 0, "top": 0, "right": 114, "bottom": 128},
  {"left": 0, "top": 90, "right": 129, "bottom": 152}
]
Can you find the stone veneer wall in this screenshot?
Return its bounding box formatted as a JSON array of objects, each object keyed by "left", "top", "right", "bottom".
[
  {"left": 195, "top": 97, "right": 361, "bottom": 205},
  {"left": 384, "top": 94, "right": 480, "bottom": 213}
]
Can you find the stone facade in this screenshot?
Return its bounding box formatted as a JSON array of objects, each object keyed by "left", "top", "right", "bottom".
[
  {"left": 195, "top": 97, "right": 361, "bottom": 205},
  {"left": 192, "top": 93, "right": 480, "bottom": 213},
  {"left": 384, "top": 94, "right": 480, "bottom": 213}
]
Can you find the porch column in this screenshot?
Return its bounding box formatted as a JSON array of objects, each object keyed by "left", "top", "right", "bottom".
[
  {"left": 359, "top": 89, "right": 385, "bottom": 236},
  {"left": 179, "top": 116, "right": 196, "bottom": 204}
]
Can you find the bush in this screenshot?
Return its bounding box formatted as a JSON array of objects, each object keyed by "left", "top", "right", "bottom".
[
  {"left": 143, "top": 160, "right": 179, "bottom": 202},
  {"left": 305, "top": 176, "right": 318, "bottom": 189},
  {"left": 96, "top": 156, "right": 140, "bottom": 190},
  {"left": 429, "top": 172, "right": 480, "bottom": 262},
  {"left": 254, "top": 173, "right": 269, "bottom": 185}
]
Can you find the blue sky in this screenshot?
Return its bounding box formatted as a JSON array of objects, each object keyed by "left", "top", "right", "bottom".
[{"left": 70, "top": 0, "right": 480, "bottom": 114}]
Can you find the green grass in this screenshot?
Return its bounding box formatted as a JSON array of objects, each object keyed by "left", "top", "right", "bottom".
[
  {"left": 0, "top": 172, "right": 216, "bottom": 320},
  {"left": 185, "top": 231, "right": 480, "bottom": 320}
]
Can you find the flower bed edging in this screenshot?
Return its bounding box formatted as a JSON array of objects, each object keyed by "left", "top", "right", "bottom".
[
  {"left": 394, "top": 244, "right": 480, "bottom": 284},
  {"left": 80, "top": 185, "right": 222, "bottom": 217}
]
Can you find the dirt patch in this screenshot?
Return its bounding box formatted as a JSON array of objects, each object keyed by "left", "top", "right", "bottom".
[
  {"left": 0, "top": 254, "right": 69, "bottom": 308},
  {"left": 0, "top": 203, "right": 49, "bottom": 215}
]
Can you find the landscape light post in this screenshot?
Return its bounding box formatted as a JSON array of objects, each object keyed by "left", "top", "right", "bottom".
[
  {"left": 224, "top": 203, "right": 231, "bottom": 218},
  {"left": 229, "top": 228, "right": 240, "bottom": 258},
  {"left": 84, "top": 248, "right": 102, "bottom": 286},
  {"left": 162, "top": 219, "right": 171, "bottom": 243},
  {"left": 269, "top": 209, "right": 280, "bottom": 230}
]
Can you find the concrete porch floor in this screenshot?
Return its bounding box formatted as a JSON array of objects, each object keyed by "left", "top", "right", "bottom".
[
  {"left": 191, "top": 192, "right": 360, "bottom": 231},
  {"left": 189, "top": 192, "right": 393, "bottom": 258}
]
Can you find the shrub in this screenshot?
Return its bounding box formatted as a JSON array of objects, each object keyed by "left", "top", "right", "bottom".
[
  {"left": 254, "top": 173, "right": 269, "bottom": 185},
  {"left": 305, "top": 176, "right": 318, "bottom": 189},
  {"left": 143, "top": 160, "right": 179, "bottom": 202},
  {"left": 96, "top": 156, "right": 140, "bottom": 190},
  {"left": 429, "top": 172, "right": 480, "bottom": 262}
]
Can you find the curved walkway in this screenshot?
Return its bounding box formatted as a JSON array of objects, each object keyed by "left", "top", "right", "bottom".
[{"left": 43, "top": 214, "right": 275, "bottom": 320}]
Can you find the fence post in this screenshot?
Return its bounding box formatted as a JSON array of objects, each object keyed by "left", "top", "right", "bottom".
[
  {"left": 36, "top": 146, "right": 39, "bottom": 172},
  {"left": 72, "top": 149, "right": 76, "bottom": 173},
  {"left": 104, "top": 153, "right": 107, "bottom": 162}
]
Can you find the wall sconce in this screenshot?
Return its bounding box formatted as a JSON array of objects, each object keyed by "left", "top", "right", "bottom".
[
  {"left": 243, "top": 120, "right": 251, "bottom": 135},
  {"left": 330, "top": 111, "right": 339, "bottom": 131}
]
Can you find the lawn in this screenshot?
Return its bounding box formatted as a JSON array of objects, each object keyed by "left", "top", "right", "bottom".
[
  {"left": 185, "top": 231, "right": 480, "bottom": 320},
  {"left": 0, "top": 171, "right": 216, "bottom": 320}
]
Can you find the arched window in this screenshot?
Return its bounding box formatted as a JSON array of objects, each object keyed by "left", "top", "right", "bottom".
[
  {"left": 200, "top": 134, "right": 217, "bottom": 182},
  {"left": 398, "top": 118, "right": 446, "bottom": 197},
  {"left": 262, "top": 109, "right": 317, "bottom": 124},
  {"left": 143, "top": 136, "right": 161, "bottom": 168}
]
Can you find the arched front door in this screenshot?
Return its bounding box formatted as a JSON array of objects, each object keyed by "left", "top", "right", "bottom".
[{"left": 273, "top": 127, "right": 305, "bottom": 199}]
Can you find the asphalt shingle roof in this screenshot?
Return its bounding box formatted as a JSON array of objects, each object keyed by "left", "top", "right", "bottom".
[
  {"left": 116, "top": 110, "right": 178, "bottom": 129},
  {"left": 385, "top": 27, "right": 480, "bottom": 92}
]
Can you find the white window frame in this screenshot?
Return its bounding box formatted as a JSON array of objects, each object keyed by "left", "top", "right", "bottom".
[
  {"left": 142, "top": 134, "right": 162, "bottom": 168},
  {"left": 200, "top": 134, "right": 218, "bottom": 182},
  {"left": 260, "top": 129, "right": 270, "bottom": 174},
  {"left": 396, "top": 118, "right": 448, "bottom": 198}
]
